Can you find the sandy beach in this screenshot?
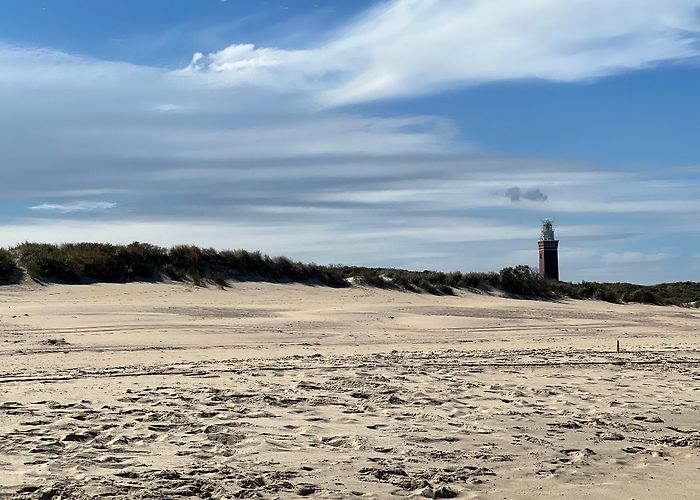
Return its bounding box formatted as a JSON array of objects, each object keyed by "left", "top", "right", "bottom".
[{"left": 0, "top": 282, "right": 698, "bottom": 499}]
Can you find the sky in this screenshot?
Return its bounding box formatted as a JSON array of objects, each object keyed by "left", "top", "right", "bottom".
[{"left": 0, "top": 0, "right": 699, "bottom": 283}]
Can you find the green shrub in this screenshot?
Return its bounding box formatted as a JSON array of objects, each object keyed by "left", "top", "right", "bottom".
[
  {"left": 5, "top": 241, "right": 698, "bottom": 307},
  {"left": 13, "top": 242, "right": 165, "bottom": 283},
  {"left": 499, "top": 265, "right": 548, "bottom": 296},
  {"left": 211, "top": 272, "right": 227, "bottom": 288},
  {"left": 162, "top": 264, "right": 185, "bottom": 281},
  {"left": 460, "top": 272, "right": 500, "bottom": 289},
  {"left": 593, "top": 288, "right": 622, "bottom": 304},
  {"left": 187, "top": 267, "right": 204, "bottom": 287},
  {"left": 623, "top": 288, "right": 659, "bottom": 305},
  {"left": 170, "top": 245, "right": 203, "bottom": 271},
  {"left": 26, "top": 261, "right": 42, "bottom": 280},
  {"left": 416, "top": 279, "right": 440, "bottom": 294},
  {"left": 15, "top": 243, "right": 81, "bottom": 283},
  {"left": 121, "top": 242, "right": 167, "bottom": 279},
  {"left": 0, "top": 249, "right": 16, "bottom": 281}
]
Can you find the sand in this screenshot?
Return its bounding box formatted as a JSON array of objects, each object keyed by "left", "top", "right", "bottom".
[{"left": 0, "top": 281, "right": 698, "bottom": 499}]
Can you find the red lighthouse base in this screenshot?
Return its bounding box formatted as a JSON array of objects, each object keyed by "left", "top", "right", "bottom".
[{"left": 538, "top": 240, "right": 559, "bottom": 280}]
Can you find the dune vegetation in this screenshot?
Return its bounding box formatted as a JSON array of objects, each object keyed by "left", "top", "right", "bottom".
[{"left": 0, "top": 242, "right": 697, "bottom": 306}]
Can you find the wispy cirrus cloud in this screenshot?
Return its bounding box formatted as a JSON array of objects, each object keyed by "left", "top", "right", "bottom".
[
  {"left": 601, "top": 251, "right": 670, "bottom": 265},
  {"left": 29, "top": 201, "right": 116, "bottom": 213},
  {"left": 185, "top": 0, "right": 700, "bottom": 105}
]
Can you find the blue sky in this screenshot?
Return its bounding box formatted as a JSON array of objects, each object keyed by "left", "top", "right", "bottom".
[{"left": 0, "top": 0, "right": 699, "bottom": 283}]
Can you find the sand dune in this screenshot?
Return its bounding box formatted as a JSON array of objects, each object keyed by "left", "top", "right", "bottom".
[{"left": 0, "top": 282, "right": 698, "bottom": 499}]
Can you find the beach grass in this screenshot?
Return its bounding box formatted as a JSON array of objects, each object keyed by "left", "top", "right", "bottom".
[{"left": 1, "top": 242, "right": 698, "bottom": 306}]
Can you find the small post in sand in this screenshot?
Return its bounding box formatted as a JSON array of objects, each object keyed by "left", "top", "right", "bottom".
[{"left": 616, "top": 339, "right": 620, "bottom": 353}]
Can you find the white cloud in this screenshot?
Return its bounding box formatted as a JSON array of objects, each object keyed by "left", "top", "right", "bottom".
[
  {"left": 185, "top": 0, "right": 700, "bottom": 105},
  {"left": 600, "top": 251, "right": 670, "bottom": 264},
  {"left": 0, "top": 44, "right": 457, "bottom": 164},
  {"left": 29, "top": 201, "right": 117, "bottom": 213},
  {"left": 151, "top": 103, "right": 194, "bottom": 113}
]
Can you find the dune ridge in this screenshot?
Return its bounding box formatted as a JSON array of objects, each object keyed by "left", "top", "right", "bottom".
[{"left": 1, "top": 242, "right": 699, "bottom": 306}]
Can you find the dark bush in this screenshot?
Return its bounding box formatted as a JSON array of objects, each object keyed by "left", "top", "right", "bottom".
[
  {"left": 593, "top": 288, "right": 622, "bottom": 304},
  {"left": 15, "top": 243, "right": 81, "bottom": 282},
  {"left": 162, "top": 264, "right": 185, "bottom": 281},
  {"left": 3, "top": 241, "right": 698, "bottom": 308},
  {"left": 14, "top": 242, "right": 164, "bottom": 283},
  {"left": 499, "top": 265, "right": 549, "bottom": 296},
  {"left": 461, "top": 271, "right": 500, "bottom": 289},
  {"left": 211, "top": 272, "right": 227, "bottom": 288},
  {"left": 122, "top": 242, "right": 167, "bottom": 279},
  {"left": 623, "top": 288, "right": 660, "bottom": 305},
  {"left": 0, "top": 249, "right": 16, "bottom": 281},
  {"left": 416, "top": 279, "right": 440, "bottom": 295},
  {"left": 187, "top": 267, "right": 204, "bottom": 287},
  {"left": 170, "top": 245, "right": 203, "bottom": 271}
]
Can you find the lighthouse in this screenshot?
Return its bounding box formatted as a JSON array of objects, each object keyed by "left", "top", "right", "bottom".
[{"left": 538, "top": 219, "right": 559, "bottom": 280}]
